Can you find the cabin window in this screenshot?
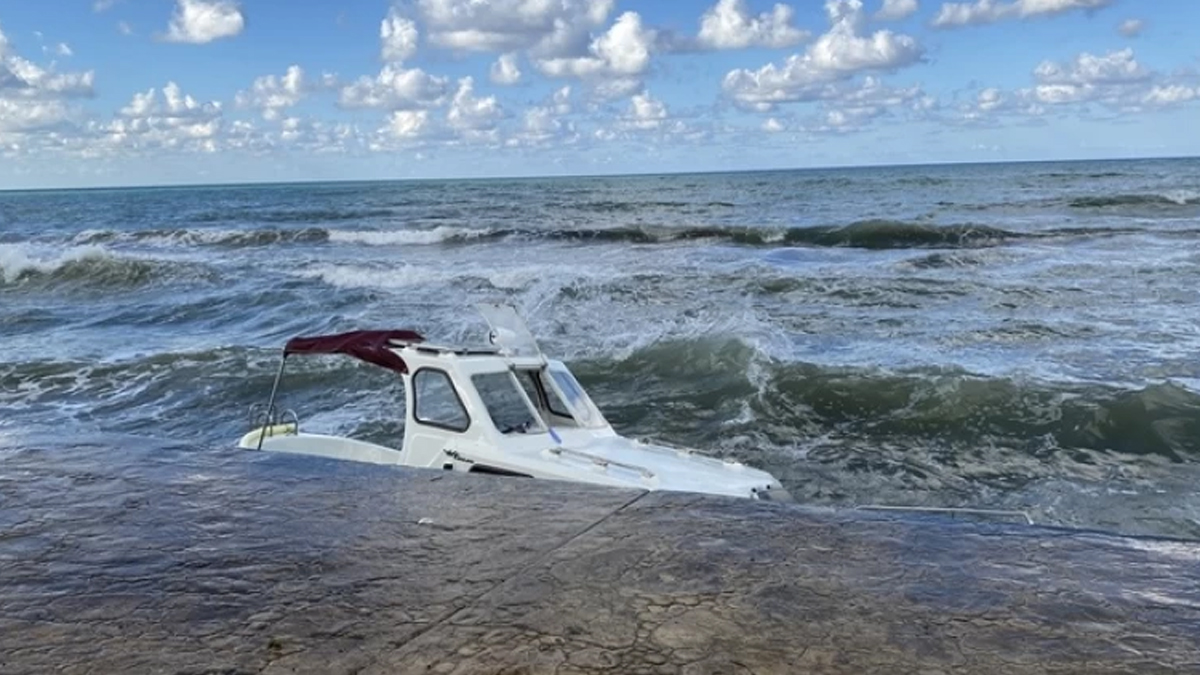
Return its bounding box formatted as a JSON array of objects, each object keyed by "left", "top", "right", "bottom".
[
  {"left": 538, "top": 373, "right": 573, "bottom": 419},
  {"left": 547, "top": 365, "right": 605, "bottom": 428},
  {"left": 471, "top": 372, "right": 545, "bottom": 435},
  {"left": 518, "top": 370, "right": 575, "bottom": 424},
  {"left": 413, "top": 369, "right": 470, "bottom": 432}
]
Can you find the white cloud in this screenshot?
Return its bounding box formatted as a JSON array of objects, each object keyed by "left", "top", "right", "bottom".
[
  {"left": 119, "top": 82, "right": 221, "bottom": 119},
  {"left": 0, "top": 23, "right": 93, "bottom": 138},
  {"left": 625, "top": 90, "right": 669, "bottom": 129},
  {"left": 813, "top": 75, "right": 929, "bottom": 129},
  {"left": 932, "top": 0, "right": 1005, "bottom": 26},
  {"left": 97, "top": 82, "right": 224, "bottom": 154},
  {"left": 592, "top": 77, "right": 644, "bottom": 100},
  {"left": 551, "top": 85, "right": 572, "bottom": 114},
  {"left": 511, "top": 86, "right": 577, "bottom": 146},
  {"left": 1033, "top": 48, "right": 1149, "bottom": 87},
  {"left": 2, "top": 57, "right": 95, "bottom": 98},
  {"left": 118, "top": 22, "right": 134, "bottom": 36},
  {"left": 93, "top": 0, "right": 121, "bottom": 11},
  {"left": 535, "top": 12, "right": 656, "bottom": 80},
  {"left": 0, "top": 98, "right": 70, "bottom": 133},
  {"left": 1017, "top": 49, "right": 1191, "bottom": 111},
  {"left": 519, "top": 106, "right": 567, "bottom": 142},
  {"left": 593, "top": 89, "right": 694, "bottom": 140},
  {"left": 163, "top": 0, "right": 245, "bottom": 44},
  {"left": 932, "top": 0, "right": 1111, "bottom": 28},
  {"left": 961, "top": 47, "right": 1198, "bottom": 122},
  {"left": 222, "top": 117, "right": 365, "bottom": 155},
  {"left": 417, "top": 0, "right": 614, "bottom": 54},
  {"left": 446, "top": 76, "right": 502, "bottom": 134},
  {"left": 1017, "top": 49, "right": 1147, "bottom": 106},
  {"left": 696, "top": 0, "right": 809, "bottom": 50},
  {"left": 723, "top": 0, "right": 923, "bottom": 110},
  {"left": 339, "top": 65, "right": 449, "bottom": 110},
  {"left": 956, "top": 84, "right": 1045, "bottom": 122},
  {"left": 875, "top": 0, "right": 919, "bottom": 21},
  {"left": 340, "top": 7, "right": 448, "bottom": 112},
  {"left": 1, "top": 23, "right": 95, "bottom": 102},
  {"left": 1142, "top": 85, "right": 1197, "bottom": 107},
  {"left": 977, "top": 86, "right": 1004, "bottom": 111},
  {"left": 235, "top": 65, "right": 326, "bottom": 121},
  {"left": 1118, "top": 18, "right": 1143, "bottom": 38},
  {"left": 384, "top": 109, "right": 430, "bottom": 139},
  {"left": 490, "top": 53, "right": 522, "bottom": 85},
  {"left": 6, "top": 0, "right": 1198, "bottom": 176},
  {"left": 381, "top": 8, "right": 419, "bottom": 63}
]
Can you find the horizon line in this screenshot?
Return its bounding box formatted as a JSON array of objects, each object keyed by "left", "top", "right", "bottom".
[{"left": 3, "top": 153, "right": 1198, "bottom": 194}]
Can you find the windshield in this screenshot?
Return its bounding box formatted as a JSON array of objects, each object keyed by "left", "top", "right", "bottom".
[
  {"left": 471, "top": 371, "right": 546, "bottom": 435},
  {"left": 546, "top": 363, "right": 607, "bottom": 429}
]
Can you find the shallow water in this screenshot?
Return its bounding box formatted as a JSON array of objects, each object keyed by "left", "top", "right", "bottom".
[{"left": 3, "top": 158, "right": 1200, "bottom": 539}]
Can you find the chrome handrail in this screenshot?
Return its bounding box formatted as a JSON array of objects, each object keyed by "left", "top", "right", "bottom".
[
  {"left": 546, "top": 447, "right": 656, "bottom": 480},
  {"left": 248, "top": 403, "right": 277, "bottom": 429},
  {"left": 246, "top": 403, "right": 300, "bottom": 446},
  {"left": 635, "top": 437, "right": 743, "bottom": 468},
  {"left": 279, "top": 408, "right": 300, "bottom": 433}
]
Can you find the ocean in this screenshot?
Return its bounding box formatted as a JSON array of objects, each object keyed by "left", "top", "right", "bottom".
[{"left": 3, "top": 157, "right": 1200, "bottom": 540}]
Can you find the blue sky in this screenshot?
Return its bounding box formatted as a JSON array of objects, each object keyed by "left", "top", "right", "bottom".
[{"left": 0, "top": 0, "right": 1197, "bottom": 188}]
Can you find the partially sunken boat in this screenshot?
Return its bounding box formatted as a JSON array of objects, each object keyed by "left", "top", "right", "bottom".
[{"left": 239, "top": 303, "right": 793, "bottom": 502}]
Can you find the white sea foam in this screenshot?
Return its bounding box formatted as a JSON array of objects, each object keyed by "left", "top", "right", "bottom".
[
  {"left": 297, "top": 263, "right": 456, "bottom": 289},
  {"left": 146, "top": 229, "right": 250, "bottom": 246},
  {"left": 1161, "top": 189, "right": 1200, "bottom": 205},
  {"left": 295, "top": 259, "right": 618, "bottom": 293},
  {"left": 72, "top": 227, "right": 322, "bottom": 247},
  {"left": 0, "top": 244, "right": 113, "bottom": 283},
  {"left": 328, "top": 226, "right": 491, "bottom": 246}
]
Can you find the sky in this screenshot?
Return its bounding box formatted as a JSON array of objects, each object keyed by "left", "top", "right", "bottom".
[{"left": 0, "top": 0, "right": 1197, "bottom": 188}]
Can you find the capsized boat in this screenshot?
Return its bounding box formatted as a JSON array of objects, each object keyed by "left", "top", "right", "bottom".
[{"left": 238, "top": 303, "right": 793, "bottom": 502}]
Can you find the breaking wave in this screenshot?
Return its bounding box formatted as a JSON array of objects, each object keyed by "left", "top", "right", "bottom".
[
  {"left": 60, "top": 221, "right": 1024, "bottom": 251},
  {"left": 330, "top": 220, "right": 1022, "bottom": 250},
  {"left": 72, "top": 227, "right": 331, "bottom": 248},
  {"left": 326, "top": 226, "right": 493, "bottom": 246},
  {"left": 576, "top": 337, "right": 1200, "bottom": 466},
  {"left": 1069, "top": 192, "right": 1200, "bottom": 208},
  {"left": 0, "top": 244, "right": 192, "bottom": 290},
  {"left": 58, "top": 220, "right": 1200, "bottom": 254}
]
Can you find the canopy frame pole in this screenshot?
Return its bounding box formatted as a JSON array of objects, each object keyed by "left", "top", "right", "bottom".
[{"left": 257, "top": 353, "right": 289, "bottom": 451}]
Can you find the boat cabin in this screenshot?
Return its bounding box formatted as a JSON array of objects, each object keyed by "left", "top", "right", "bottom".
[{"left": 239, "top": 304, "right": 792, "bottom": 501}]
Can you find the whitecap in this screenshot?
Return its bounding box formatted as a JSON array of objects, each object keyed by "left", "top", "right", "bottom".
[
  {"left": 0, "top": 243, "right": 113, "bottom": 284},
  {"left": 328, "top": 226, "right": 491, "bottom": 246},
  {"left": 1161, "top": 189, "right": 1200, "bottom": 206}
]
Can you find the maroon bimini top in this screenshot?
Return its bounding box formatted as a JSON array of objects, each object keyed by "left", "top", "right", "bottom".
[{"left": 283, "top": 329, "right": 424, "bottom": 374}]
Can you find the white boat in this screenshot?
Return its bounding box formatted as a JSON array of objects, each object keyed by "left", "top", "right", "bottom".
[{"left": 238, "top": 303, "right": 793, "bottom": 502}]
